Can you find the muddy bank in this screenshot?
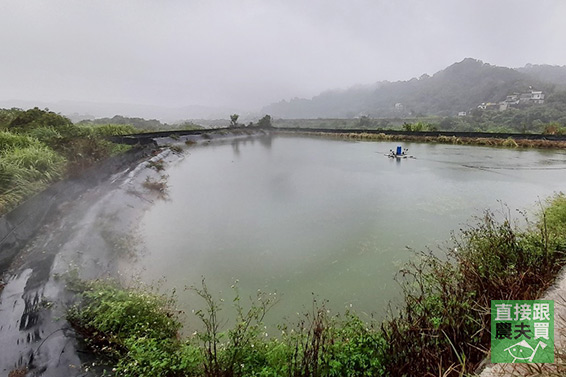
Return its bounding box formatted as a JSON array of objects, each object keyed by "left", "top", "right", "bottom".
[
  {"left": 0, "top": 144, "right": 161, "bottom": 377},
  {"left": 108, "top": 126, "right": 272, "bottom": 145},
  {"left": 0, "top": 146, "right": 155, "bottom": 274},
  {"left": 0, "top": 130, "right": 270, "bottom": 376}
]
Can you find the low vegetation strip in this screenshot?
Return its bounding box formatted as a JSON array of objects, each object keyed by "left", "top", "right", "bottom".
[
  {"left": 275, "top": 127, "right": 566, "bottom": 141},
  {"left": 277, "top": 129, "right": 566, "bottom": 149},
  {"left": 67, "top": 279, "right": 386, "bottom": 377},
  {"left": 68, "top": 193, "right": 566, "bottom": 376}
]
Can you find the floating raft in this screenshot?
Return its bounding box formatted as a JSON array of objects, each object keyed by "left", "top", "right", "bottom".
[
  {"left": 385, "top": 146, "right": 415, "bottom": 159},
  {"left": 386, "top": 153, "right": 414, "bottom": 159}
]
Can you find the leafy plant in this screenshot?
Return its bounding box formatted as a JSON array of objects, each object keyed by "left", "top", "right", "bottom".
[
  {"left": 191, "top": 279, "right": 278, "bottom": 377},
  {"left": 257, "top": 115, "right": 273, "bottom": 129},
  {"left": 147, "top": 159, "right": 166, "bottom": 171},
  {"left": 169, "top": 145, "right": 183, "bottom": 154},
  {"left": 67, "top": 279, "right": 192, "bottom": 376}
]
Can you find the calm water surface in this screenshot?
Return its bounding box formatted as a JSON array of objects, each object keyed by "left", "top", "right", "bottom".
[{"left": 135, "top": 135, "right": 566, "bottom": 325}]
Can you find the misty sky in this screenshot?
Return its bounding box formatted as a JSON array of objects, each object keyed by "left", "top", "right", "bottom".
[{"left": 1, "top": 0, "right": 565, "bottom": 111}]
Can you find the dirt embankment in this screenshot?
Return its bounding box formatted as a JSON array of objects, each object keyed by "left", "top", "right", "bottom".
[{"left": 0, "top": 144, "right": 161, "bottom": 376}]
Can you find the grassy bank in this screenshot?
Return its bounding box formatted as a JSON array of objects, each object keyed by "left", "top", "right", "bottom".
[
  {"left": 0, "top": 108, "right": 136, "bottom": 214},
  {"left": 67, "top": 193, "right": 566, "bottom": 376},
  {"left": 279, "top": 130, "right": 566, "bottom": 149},
  {"left": 68, "top": 279, "right": 385, "bottom": 377}
]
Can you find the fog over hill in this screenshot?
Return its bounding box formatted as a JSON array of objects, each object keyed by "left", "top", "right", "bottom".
[
  {"left": 263, "top": 59, "right": 566, "bottom": 119},
  {"left": 0, "top": 99, "right": 240, "bottom": 124},
  {"left": 516, "top": 64, "right": 566, "bottom": 87},
  {"left": 2, "top": 59, "right": 565, "bottom": 123},
  {"left": 2, "top": 1, "right": 566, "bottom": 123}
]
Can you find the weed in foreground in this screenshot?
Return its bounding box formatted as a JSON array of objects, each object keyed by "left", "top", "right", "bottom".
[
  {"left": 169, "top": 145, "right": 184, "bottom": 154},
  {"left": 191, "top": 279, "right": 279, "bottom": 377},
  {"left": 380, "top": 195, "right": 566, "bottom": 376},
  {"left": 7, "top": 368, "right": 28, "bottom": 377},
  {"left": 277, "top": 299, "right": 386, "bottom": 377},
  {"left": 147, "top": 158, "right": 166, "bottom": 171},
  {"left": 67, "top": 279, "right": 194, "bottom": 376},
  {"left": 143, "top": 175, "right": 168, "bottom": 193},
  {"left": 99, "top": 226, "right": 140, "bottom": 260},
  {"left": 68, "top": 278, "right": 386, "bottom": 377}
]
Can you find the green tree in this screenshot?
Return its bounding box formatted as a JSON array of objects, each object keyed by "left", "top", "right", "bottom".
[
  {"left": 257, "top": 114, "right": 272, "bottom": 128},
  {"left": 229, "top": 114, "right": 239, "bottom": 128},
  {"left": 8, "top": 107, "right": 74, "bottom": 135},
  {"left": 357, "top": 115, "right": 371, "bottom": 128}
]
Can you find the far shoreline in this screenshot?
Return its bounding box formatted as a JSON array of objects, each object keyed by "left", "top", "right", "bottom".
[{"left": 112, "top": 126, "right": 566, "bottom": 150}]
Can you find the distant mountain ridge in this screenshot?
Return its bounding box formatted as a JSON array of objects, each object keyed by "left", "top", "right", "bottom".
[
  {"left": 0, "top": 99, "right": 240, "bottom": 124},
  {"left": 262, "top": 58, "right": 566, "bottom": 119},
  {"left": 3, "top": 59, "right": 565, "bottom": 123}
]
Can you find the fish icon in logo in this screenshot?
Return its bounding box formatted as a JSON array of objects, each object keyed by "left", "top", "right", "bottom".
[{"left": 503, "top": 340, "right": 547, "bottom": 362}]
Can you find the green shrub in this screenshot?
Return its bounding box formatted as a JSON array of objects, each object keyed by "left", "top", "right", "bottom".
[
  {"left": 7, "top": 107, "right": 73, "bottom": 134},
  {"left": 26, "top": 127, "right": 64, "bottom": 147},
  {"left": 543, "top": 192, "right": 566, "bottom": 240},
  {"left": 326, "top": 313, "right": 385, "bottom": 376},
  {"left": 116, "top": 337, "right": 203, "bottom": 377},
  {"left": 68, "top": 280, "right": 181, "bottom": 341}
]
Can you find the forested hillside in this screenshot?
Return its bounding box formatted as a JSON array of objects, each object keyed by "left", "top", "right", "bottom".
[
  {"left": 263, "top": 58, "right": 566, "bottom": 119},
  {"left": 78, "top": 115, "right": 204, "bottom": 131}
]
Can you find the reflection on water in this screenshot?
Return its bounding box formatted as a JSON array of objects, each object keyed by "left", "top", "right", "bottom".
[{"left": 134, "top": 136, "right": 566, "bottom": 326}]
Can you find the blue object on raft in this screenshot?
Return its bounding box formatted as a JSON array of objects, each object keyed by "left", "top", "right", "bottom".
[{"left": 385, "top": 145, "right": 414, "bottom": 159}]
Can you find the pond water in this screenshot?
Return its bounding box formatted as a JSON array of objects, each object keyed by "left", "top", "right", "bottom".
[{"left": 134, "top": 135, "right": 566, "bottom": 326}]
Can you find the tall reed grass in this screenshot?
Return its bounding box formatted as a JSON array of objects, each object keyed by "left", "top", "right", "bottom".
[
  {"left": 0, "top": 143, "right": 66, "bottom": 213},
  {"left": 0, "top": 130, "right": 42, "bottom": 150},
  {"left": 0, "top": 122, "right": 136, "bottom": 214}
]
